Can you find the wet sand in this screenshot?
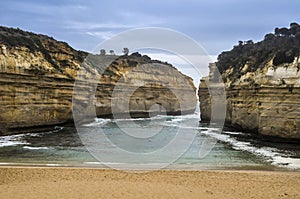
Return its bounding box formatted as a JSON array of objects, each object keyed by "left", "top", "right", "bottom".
[{"left": 0, "top": 167, "right": 299, "bottom": 198}]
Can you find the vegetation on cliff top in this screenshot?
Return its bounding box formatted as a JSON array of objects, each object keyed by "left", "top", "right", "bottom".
[
  {"left": 101, "top": 52, "right": 177, "bottom": 76},
  {"left": 0, "top": 26, "right": 87, "bottom": 69},
  {"left": 0, "top": 26, "right": 189, "bottom": 82},
  {"left": 216, "top": 22, "right": 300, "bottom": 76}
]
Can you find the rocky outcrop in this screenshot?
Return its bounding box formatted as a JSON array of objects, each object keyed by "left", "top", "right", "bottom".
[
  {"left": 199, "top": 62, "right": 300, "bottom": 140},
  {"left": 199, "top": 23, "right": 300, "bottom": 140},
  {"left": 0, "top": 26, "right": 197, "bottom": 135},
  {"left": 74, "top": 53, "right": 197, "bottom": 120}
]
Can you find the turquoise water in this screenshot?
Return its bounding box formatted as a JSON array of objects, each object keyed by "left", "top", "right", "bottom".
[{"left": 0, "top": 112, "right": 300, "bottom": 171}]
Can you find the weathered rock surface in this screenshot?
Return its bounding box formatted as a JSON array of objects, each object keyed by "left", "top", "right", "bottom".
[
  {"left": 74, "top": 53, "right": 197, "bottom": 120},
  {"left": 199, "top": 58, "right": 300, "bottom": 140},
  {"left": 199, "top": 23, "right": 300, "bottom": 141},
  {"left": 0, "top": 26, "right": 197, "bottom": 135}
]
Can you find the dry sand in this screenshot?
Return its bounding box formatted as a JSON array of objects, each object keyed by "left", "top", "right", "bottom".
[{"left": 0, "top": 167, "right": 299, "bottom": 198}]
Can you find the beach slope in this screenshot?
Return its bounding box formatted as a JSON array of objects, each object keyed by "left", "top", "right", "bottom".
[{"left": 0, "top": 167, "right": 299, "bottom": 198}]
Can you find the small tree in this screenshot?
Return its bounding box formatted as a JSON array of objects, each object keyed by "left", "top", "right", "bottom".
[
  {"left": 123, "top": 47, "right": 129, "bottom": 55},
  {"left": 275, "top": 27, "right": 279, "bottom": 35},
  {"left": 264, "top": 33, "right": 275, "bottom": 41},
  {"left": 100, "top": 49, "right": 106, "bottom": 56},
  {"left": 275, "top": 27, "right": 290, "bottom": 36},
  {"left": 280, "top": 27, "right": 290, "bottom": 36},
  {"left": 246, "top": 40, "right": 254, "bottom": 45},
  {"left": 109, "top": 50, "right": 115, "bottom": 55},
  {"left": 290, "top": 22, "right": 300, "bottom": 35}
]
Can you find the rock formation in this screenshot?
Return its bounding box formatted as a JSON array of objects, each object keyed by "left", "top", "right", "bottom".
[
  {"left": 74, "top": 53, "right": 197, "bottom": 121},
  {"left": 199, "top": 23, "right": 300, "bottom": 140},
  {"left": 0, "top": 26, "right": 196, "bottom": 135}
]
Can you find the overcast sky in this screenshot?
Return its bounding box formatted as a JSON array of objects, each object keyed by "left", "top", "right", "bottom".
[{"left": 0, "top": 0, "right": 299, "bottom": 83}]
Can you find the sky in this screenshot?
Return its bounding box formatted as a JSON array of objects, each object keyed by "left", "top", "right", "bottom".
[{"left": 0, "top": 0, "right": 299, "bottom": 84}]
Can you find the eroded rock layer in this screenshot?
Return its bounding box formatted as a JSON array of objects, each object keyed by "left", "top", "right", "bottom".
[
  {"left": 199, "top": 58, "right": 300, "bottom": 140},
  {"left": 0, "top": 26, "right": 196, "bottom": 134},
  {"left": 199, "top": 23, "right": 300, "bottom": 140}
]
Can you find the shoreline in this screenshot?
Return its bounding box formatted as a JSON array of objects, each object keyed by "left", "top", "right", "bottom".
[
  {"left": 0, "top": 161, "right": 297, "bottom": 172},
  {"left": 0, "top": 166, "right": 299, "bottom": 198},
  {"left": 0, "top": 164, "right": 299, "bottom": 172}
]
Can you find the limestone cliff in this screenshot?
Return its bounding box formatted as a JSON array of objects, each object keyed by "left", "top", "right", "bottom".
[
  {"left": 74, "top": 53, "right": 197, "bottom": 120},
  {"left": 0, "top": 26, "right": 196, "bottom": 135},
  {"left": 199, "top": 23, "right": 300, "bottom": 140}
]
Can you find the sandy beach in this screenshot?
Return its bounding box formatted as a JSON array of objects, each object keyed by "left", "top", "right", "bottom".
[{"left": 0, "top": 167, "right": 299, "bottom": 198}]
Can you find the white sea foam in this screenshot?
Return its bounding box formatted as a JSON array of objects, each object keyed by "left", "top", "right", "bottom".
[
  {"left": 223, "top": 131, "right": 243, "bottom": 135},
  {"left": 0, "top": 127, "right": 63, "bottom": 148},
  {"left": 114, "top": 115, "right": 172, "bottom": 122},
  {"left": 82, "top": 118, "right": 111, "bottom": 127},
  {"left": 0, "top": 162, "right": 69, "bottom": 167},
  {"left": 0, "top": 162, "right": 11, "bottom": 165},
  {"left": 23, "top": 146, "right": 50, "bottom": 150},
  {"left": 180, "top": 112, "right": 201, "bottom": 119},
  {"left": 84, "top": 161, "right": 166, "bottom": 166},
  {"left": 84, "top": 112, "right": 201, "bottom": 128},
  {"left": 115, "top": 117, "right": 148, "bottom": 121},
  {"left": 0, "top": 134, "right": 28, "bottom": 147},
  {"left": 45, "top": 164, "right": 64, "bottom": 167},
  {"left": 84, "top": 161, "right": 103, "bottom": 165},
  {"left": 203, "top": 129, "right": 300, "bottom": 169},
  {"left": 27, "top": 126, "right": 64, "bottom": 137},
  {"left": 163, "top": 121, "right": 220, "bottom": 132},
  {"left": 84, "top": 161, "right": 124, "bottom": 165}
]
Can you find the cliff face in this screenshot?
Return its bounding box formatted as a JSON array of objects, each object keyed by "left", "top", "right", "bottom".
[
  {"left": 199, "top": 23, "right": 300, "bottom": 140},
  {"left": 0, "top": 26, "right": 196, "bottom": 135},
  {"left": 75, "top": 53, "right": 197, "bottom": 120},
  {"left": 0, "top": 26, "right": 84, "bottom": 134},
  {"left": 199, "top": 62, "right": 300, "bottom": 140}
]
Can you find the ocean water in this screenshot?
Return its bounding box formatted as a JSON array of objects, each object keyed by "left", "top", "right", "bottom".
[{"left": 0, "top": 112, "right": 300, "bottom": 171}]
